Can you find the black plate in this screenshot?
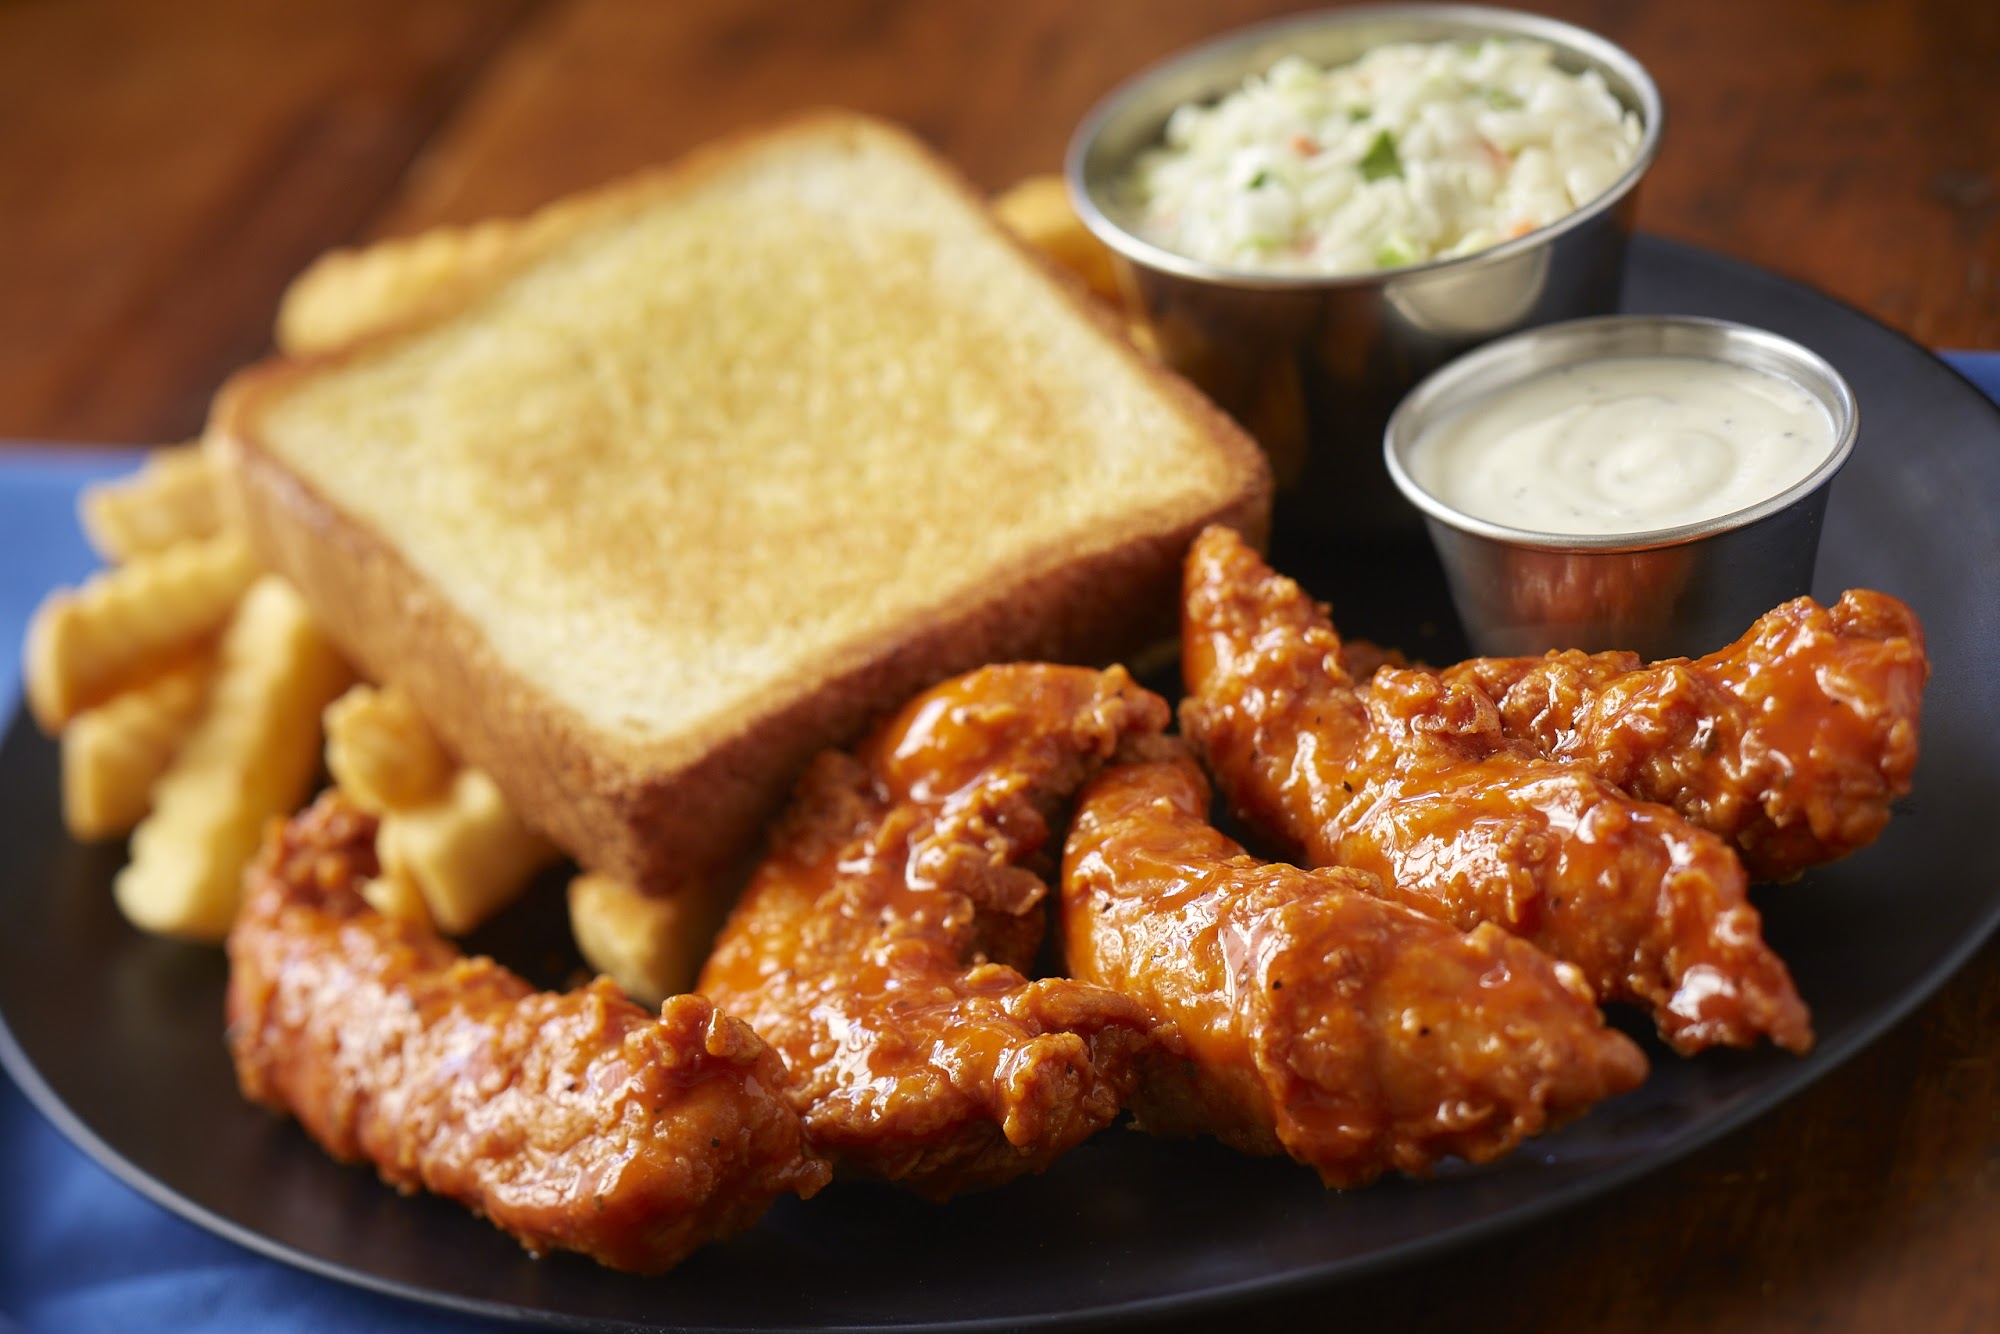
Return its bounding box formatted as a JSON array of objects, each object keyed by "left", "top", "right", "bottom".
[{"left": 3, "top": 235, "right": 1998, "bottom": 1332}]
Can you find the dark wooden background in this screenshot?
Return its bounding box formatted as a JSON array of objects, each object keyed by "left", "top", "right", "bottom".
[{"left": 2, "top": 1, "right": 1996, "bottom": 1330}]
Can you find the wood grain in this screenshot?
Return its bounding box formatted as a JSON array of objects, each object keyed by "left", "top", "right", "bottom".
[
  {"left": 0, "top": 2, "right": 1995, "bottom": 1330},
  {"left": 366, "top": 0, "right": 2000, "bottom": 352},
  {"left": 0, "top": 0, "right": 542, "bottom": 444},
  {"left": 2, "top": 0, "right": 1991, "bottom": 449}
]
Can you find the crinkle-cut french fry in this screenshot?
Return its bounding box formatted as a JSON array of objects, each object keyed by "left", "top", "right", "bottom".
[
  {"left": 1126, "top": 318, "right": 1161, "bottom": 360},
  {"left": 359, "top": 872, "right": 434, "bottom": 931},
  {"left": 23, "top": 530, "right": 258, "bottom": 733},
  {"left": 321, "top": 680, "right": 547, "bottom": 934},
  {"left": 61, "top": 655, "right": 216, "bottom": 840},
  {"left": 275, "top": 219, "right": 527, "bottom": 357},
  {"left": 323, "top": 683, "right": 454, "bottom": 813},
  {"left": 568, "top": 871, "right": 731, "bottom": 1009},
  {"left": 992, "top": 174, "right": 1127, "bottom": 307},
  {"left": 78, "top": 443, "right": 225, "bottom": 563},
  {"left": 376, "top": 769, "right": 556, "bottom": 936},
  {"left": 113, "top": 577, "right": 354, "bottom": 941}
]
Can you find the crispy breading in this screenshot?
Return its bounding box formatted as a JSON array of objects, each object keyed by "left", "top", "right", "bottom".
[
  {"left": 1180, "top": 526, "right": 1812, "bottom": 1054},
  {"left": 1063, "top": 745, "right": 1646, "bottom": 1185},
  {"left": 227, "top": 793, "right": 828, "bottom": 1272},
  {"left": 699, "top": 663, "right": 1167, "bottom": 1198}
]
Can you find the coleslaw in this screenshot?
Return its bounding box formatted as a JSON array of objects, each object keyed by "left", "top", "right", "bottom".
[{"left": 1120, "top": 39, "right": 1643, "bottom": 275}]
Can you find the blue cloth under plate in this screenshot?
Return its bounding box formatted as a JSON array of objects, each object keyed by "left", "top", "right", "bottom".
[{"left": 3, "top": 352, "right": 1997, "bottom": 1333}]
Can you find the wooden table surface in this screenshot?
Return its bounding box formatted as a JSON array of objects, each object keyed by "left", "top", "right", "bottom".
[{"left": 3, "top": 2, "right": 1995, "bottom": 1330}]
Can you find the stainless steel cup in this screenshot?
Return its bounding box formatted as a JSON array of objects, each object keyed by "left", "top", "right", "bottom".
[
  {"left": 1383, "top": 315, "right": 1860, "bottom": 659},
  {"left": 1067, "top": 5, "right": 1663, "bottom": 543}
]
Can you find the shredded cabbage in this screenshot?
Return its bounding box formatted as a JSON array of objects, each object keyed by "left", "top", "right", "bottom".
[{"left": 1121, "top": 40, "right": 1642, "bottom": 275}]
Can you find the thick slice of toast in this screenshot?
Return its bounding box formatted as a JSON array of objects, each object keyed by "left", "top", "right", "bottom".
[{"left": 212, "top": 111, "right": 1269, "bottom": 892}]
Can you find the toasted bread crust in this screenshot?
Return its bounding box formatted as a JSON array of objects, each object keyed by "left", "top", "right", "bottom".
[{"left": 212, "top": 111, "right": 1270, "bottom": 892}]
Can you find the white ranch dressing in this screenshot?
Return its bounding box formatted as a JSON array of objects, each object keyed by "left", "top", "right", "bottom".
[{"left": 1407, "top": 355, "right": 1836, "bottom": 534}]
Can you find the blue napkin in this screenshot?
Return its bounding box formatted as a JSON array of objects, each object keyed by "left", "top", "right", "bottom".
[
  {"left": 1949, "top": 349, "right": 2000, "bottom": 403},
  {"left": 0, "top": 450, "right": 498, "bottom": 1334},
  {"left": 5, "top": 352, "right": 1999, "bottom": 1332}
]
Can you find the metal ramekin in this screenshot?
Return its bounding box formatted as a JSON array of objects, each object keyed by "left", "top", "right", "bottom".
[
  {"left": 1067, "top": 5, "right": 1663, "bottom": 543},
  {"left": 1384, "top": 314, "right": 1860, "bottom": 659}
]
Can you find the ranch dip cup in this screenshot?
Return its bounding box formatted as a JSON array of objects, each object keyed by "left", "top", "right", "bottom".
[{"left": 1384, "top": 314, "right": 1859, "bottom": 659}]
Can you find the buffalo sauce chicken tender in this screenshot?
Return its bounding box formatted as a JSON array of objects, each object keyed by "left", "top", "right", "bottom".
[
  {"left": 1061, "top": 743, "right": 1647, "bottom": 1185},
  {"left": 227, "top": 793, "right": 828, "bottom": 1272},
  {"left": 699, "top": 663, "right": 1167, "bottom": 1198}
]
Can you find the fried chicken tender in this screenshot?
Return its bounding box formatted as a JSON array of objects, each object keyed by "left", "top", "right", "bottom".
[
  {"left": 1435, "top": 590, "right": 1927, "bottom": 882},
  {"left": 227, "top": 793, "right": 828, "bottom": 1273},
  {"left": 1180, "top": 526, "right": 1811, "bottom": 1054},
  {"left": 699, "top": 664, "right": 1168, "bottom": 1199},
  {"left": 1062, "top": 745, "right": 1648, "bottom": 1185}
]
